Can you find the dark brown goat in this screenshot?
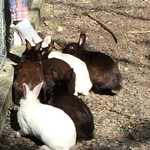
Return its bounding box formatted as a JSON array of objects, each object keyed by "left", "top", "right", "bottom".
[
  {"left": 49, "top": 68, "right": 94, "bottom": 141},
  {"left": 12, "top": 40, "right": 46, "bottom": 105},
  {"left": 62, "top": 32, "right": 122, "bottom": 95},
  {"left": 40, "top": 42, "right": 76, "bottom": 102}
]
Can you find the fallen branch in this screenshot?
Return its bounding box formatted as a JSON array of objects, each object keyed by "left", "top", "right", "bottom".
[
  {"left": 84, "top": 12, "right": 118, "bottom": 43},
  {"left": 107, "top": 108, "right": 134, "bottom": 119},
  {"left": 127, "top": 30, "right": 150, "bottom": 34}
]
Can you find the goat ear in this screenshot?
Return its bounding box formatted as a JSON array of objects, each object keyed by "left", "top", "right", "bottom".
[
  {"left": 64, "top": 69, "right": 73, "bottom": 83},
  {"left": 51, "top": 68, "right": 60, "bottom": 83},
  {"left": 35, "top": 41, "right": 43, "bottom": 51},
  {"left": 79, "top": 32, "right": 86, "bottom": 46},
  {"left": 22, "top": 83, "right": 30, "bottom": 99},
  {"left": 25, "top": 39, "right": 32, "bottom": 51},
  {"left": 32, "top": 82, "right": 43, "bottom": 99}
]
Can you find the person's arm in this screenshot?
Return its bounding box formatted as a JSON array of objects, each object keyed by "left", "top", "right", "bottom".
[
  {"left": 8, "top": 0, "right": 29, "bottom": 22},
  {"left": 8, "top": 0, "right": 42, "bottom": 46}
]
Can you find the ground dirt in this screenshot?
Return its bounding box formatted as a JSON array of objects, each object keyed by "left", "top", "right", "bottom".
[{"left": 0, "top": 0, "right": 150, "bottom": 150}]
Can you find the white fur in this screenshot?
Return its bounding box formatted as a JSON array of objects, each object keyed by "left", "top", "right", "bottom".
[
  {"left": 42, "top": 36, "right": 51, "bottom": 48},
  {"left": 17, "top": 82, "right": 76, "bottom": 150},
  {"left": 48, "top": 51, "right": 92, "bottom": 95}
]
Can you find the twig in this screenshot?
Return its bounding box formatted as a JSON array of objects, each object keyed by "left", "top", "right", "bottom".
[
  {"left": 84, "top": 12, "right": 118, "bottom": 43},
  {"left": 127, "top": 30, "right": 150, "bottom": 34},
  {"left": 107, "top": 108, "right": 134, "bottom": 119}
]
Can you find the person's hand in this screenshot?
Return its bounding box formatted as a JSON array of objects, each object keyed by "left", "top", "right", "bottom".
[{"left": 12, "top": 18, "right": 42, "bottom": 46}]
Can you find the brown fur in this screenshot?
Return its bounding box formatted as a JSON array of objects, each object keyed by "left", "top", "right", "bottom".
[
  {"left": 62, "top": 32, "right": 122, "bottom": 95},
  {"left": 40, "top": 43, "right": 76, "bottom": 102},
  {"left": 49, "top": 68, "right": 94, "bottom": 141},
  {"left": 12, "top": 40, "right": 45, "bottom": 105}
]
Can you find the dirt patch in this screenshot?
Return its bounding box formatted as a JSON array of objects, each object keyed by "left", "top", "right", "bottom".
[{"left": 1, "top": 0, "right": 150, "bottom": 150}]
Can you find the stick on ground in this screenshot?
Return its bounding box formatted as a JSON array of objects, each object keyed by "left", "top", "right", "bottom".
[{"left": 84, "top": 12, "right": 118, "bottom": 43}]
